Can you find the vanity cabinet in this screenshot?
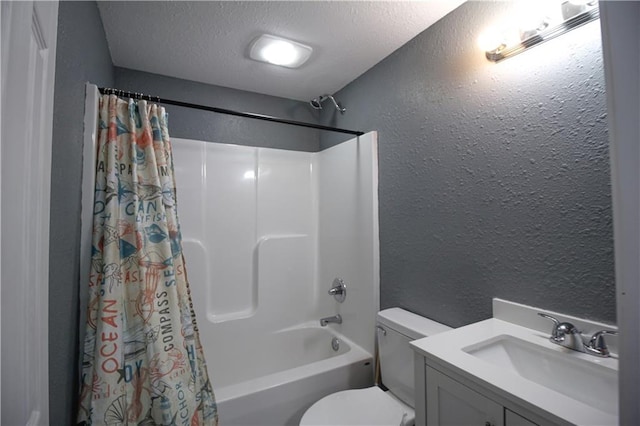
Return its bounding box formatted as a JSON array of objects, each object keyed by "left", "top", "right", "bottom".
[
  {"left": 426, "top": 366, "right": 504, "bottom": 426},
  {"left": 425, "top": 366, "right": 540, "bottom": 426},
  {"left": 412, "top": 301, "right": 618, "bottom": 426},
  {"left": 505, "top": 409, "right": 538, "bottom": 426}
]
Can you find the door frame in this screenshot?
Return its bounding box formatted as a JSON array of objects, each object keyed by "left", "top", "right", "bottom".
[{"left": 599, "top": 1, "right": 640, "bottom": 424}]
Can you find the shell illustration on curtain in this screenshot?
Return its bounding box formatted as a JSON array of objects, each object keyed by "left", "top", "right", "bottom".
[{"left": 78, "top": 95, "right": 218, "bottom": 425}]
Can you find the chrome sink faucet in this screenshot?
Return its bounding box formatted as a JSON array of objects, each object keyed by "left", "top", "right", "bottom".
[
  {"left": 538, "top": 313, "right": 585, "bottom": 352},
  {"left": 320, "top": 314, "right": 342, "bottom": 327},
  {"left": 537, "top": 313, "right": 618, "bottom": 357}
]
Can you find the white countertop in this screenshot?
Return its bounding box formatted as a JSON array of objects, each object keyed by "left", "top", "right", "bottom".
[{"left": 411, "top": 317, "right": 618, "bottom": 426}]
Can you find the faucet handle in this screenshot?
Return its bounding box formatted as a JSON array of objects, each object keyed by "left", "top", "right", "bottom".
[
  {"left": 537, "top": 313, "right": 580, "bottom": 340},
  {"left": 537, "top": 312, "right": 561, "bottom": 337},
  {"left": 328, "top": 278, "right": 346, "bottom": 303},
  {"left": 585, "top": 330, "right": 618, "bottom": 357},
  {"left": 537, "top": 312, "right": 560, "bottom": 325}
]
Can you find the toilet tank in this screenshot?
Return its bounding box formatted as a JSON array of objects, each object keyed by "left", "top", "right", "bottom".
[{"left": 377, "top": 308, "right": 451, "bottom": 408}]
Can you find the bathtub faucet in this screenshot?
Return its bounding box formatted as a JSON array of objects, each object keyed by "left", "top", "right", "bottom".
[{"left": 320, "top": 314, "right": 342, "bottom": 327}]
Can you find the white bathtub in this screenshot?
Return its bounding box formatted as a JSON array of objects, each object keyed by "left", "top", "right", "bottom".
[{"left": 206, "top": 326, "right": 374, "bottom": 425}]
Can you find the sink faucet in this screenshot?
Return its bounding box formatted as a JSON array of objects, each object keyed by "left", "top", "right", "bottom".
[
  {"left": 320, "top": 314, "right": 342, "bottom": 327},
  {"left": 585, "top": 330, "right": 618, "bottom": 357},
  {"left": 538, "top": 313, "right": 618, "bottom": 357},
  {"left": 537, "top": 313, "right": 585, "bottom": 352}
]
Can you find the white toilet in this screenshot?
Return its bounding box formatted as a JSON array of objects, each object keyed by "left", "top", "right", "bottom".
[{"left": 300, "top": 308, "right": 451, "bottom": 426}]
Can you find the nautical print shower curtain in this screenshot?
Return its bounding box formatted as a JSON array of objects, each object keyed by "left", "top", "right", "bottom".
[{"left": 78, "top": 95, "right": 217, "bottom": 425}]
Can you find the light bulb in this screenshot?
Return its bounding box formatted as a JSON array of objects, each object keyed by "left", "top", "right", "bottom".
[
  {"left": 260, "top": 40, "right": 298, "bottom": 66},
  {"left": 477, "top": 28, "right": 504, "bottom": 53},
  {"left": 562, "top": 0, "right": 596, "bottom": 20},
  {"left": 519, "top": 18, "right": 550, "bottom": 41}
]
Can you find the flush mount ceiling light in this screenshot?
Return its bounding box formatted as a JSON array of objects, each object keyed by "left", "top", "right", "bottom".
[
  {"left": 479, "top": 0, "right": 599, "bottom": 62},
  {"left": 248, "top": 34, "right": 312, "bottom": 68}
]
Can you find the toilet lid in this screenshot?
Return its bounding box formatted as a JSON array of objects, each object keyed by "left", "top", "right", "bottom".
[{"left": 300, "top": 386, "right": 415, "bottom": 426}]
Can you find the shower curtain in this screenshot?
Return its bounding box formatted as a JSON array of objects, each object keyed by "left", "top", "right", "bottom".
[{"left": 78, "top": 95, "right": 217, "bottom": 425}]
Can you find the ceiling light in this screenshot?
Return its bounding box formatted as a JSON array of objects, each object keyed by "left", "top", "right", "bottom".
[{"left": 248, "top": 34, "right": 312, "bottom": 68}]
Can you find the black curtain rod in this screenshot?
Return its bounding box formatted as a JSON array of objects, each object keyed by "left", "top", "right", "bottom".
[{"left": 98, "top": 87, "right": 364, "bottom": 136}]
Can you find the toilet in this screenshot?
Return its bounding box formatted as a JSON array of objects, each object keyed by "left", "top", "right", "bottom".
[{"left": 300, "top": 308, "right": 451, "bottom": 426}]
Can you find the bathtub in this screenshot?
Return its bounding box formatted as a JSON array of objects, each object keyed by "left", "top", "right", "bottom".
[{"left": 206, "top": 325, "right": 374, "bottom": 425}]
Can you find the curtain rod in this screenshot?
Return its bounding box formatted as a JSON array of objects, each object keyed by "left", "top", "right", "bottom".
[{"left": 98, "top": 87, "right": 365, "bottom": 136}]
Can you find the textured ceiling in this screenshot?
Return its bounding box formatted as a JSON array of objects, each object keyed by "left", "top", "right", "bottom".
[{"left": 98, "top": 1, "right": 465, "bottom": 101}]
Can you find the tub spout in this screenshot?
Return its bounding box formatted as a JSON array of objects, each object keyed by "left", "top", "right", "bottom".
[{"left": 320, "top": 314, "right": 342, "bottom": 327}]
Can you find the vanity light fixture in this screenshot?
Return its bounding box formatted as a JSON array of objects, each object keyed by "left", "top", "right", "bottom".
[
  {"left": 248, "top": 34, "right": 312, "bottom": 68},
  {"left": 480, "top": 0, "right": 599, "bottom": 62}
]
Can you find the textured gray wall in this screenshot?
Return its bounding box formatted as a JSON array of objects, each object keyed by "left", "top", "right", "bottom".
[
  {"left": 50, "top": 1, "right": 115, "bottom": 424},
  {"left": 114, "top": 67, "right": 321, "bottom": 151},
  {"left": 321, "top": 1, "right": 615, "bottom": 326}
]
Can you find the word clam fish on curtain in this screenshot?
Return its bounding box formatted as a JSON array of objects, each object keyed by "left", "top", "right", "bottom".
[{"left": 78, "top": 94, "right": 218, "bottom": 425}]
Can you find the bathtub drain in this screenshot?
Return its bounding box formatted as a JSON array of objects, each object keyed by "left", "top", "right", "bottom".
[{"left": 331, "top": 337, "right": 340, "bottom": 351}]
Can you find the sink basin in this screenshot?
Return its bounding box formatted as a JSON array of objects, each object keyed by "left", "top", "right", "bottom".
[{"left": 463, "top": 334, "right": 618, "bottom": 415}]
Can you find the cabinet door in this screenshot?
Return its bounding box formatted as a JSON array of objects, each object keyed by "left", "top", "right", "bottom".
[
  {"left": 426, "top": 366, "right": 504, "bottom": 426},
  {"left": 505, "top": 409, "right": 538, "bottom": 426}
]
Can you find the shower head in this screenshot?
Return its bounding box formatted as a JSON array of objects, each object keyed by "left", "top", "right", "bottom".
[
  {"left": 310, "top": 97, "right": 323, "bottom": 109},
  {"left": 309, "top": 94, "right": 346, "bottom": 114}
]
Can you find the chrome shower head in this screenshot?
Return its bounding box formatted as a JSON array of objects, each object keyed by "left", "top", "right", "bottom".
[
  {"left": 310, "top": 97, "right": 323, "bottom": 110},
  {"left": 309, "top": 94, "right": 346, "bottom": 114}
]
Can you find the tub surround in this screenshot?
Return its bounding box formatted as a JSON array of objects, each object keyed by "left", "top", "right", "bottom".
[
  {"left": 165, "top": 133, "right": 380, "bottom": 424},
  {"left": 171, "top": 133, "right": 379, "bottom": 356}
]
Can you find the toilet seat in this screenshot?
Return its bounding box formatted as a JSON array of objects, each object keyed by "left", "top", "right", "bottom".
[{"left": 299, "top": 386, "right": 415, "bottom": 426}]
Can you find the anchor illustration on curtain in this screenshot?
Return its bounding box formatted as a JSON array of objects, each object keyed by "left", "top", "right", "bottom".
[{"left": 78, "top": 94, "right": 217, "bottom": 425}]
